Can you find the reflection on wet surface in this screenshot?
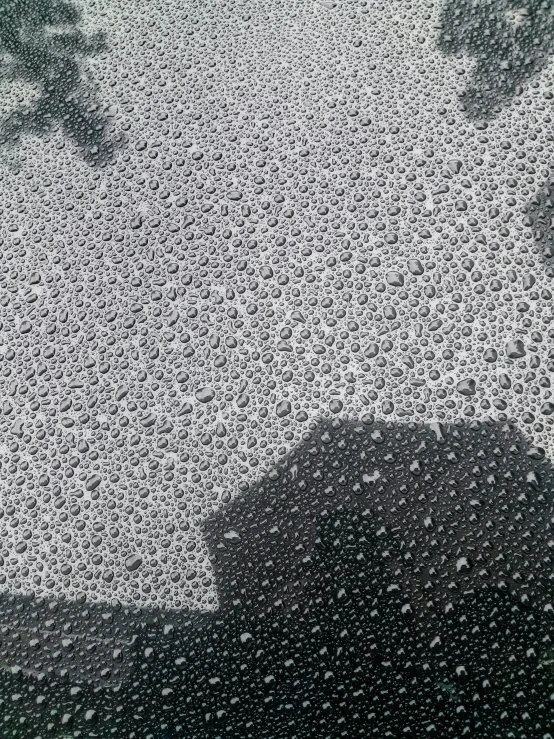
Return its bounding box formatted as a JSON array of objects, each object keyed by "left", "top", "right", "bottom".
[
  {"left": 439, "top": 0, "right": 554, "bottom": 120},
  {"left": 441, "top": 0, "right": 554, "bottom": 283},
  {"left": 0, "top": 0, "right": 554, "bottom": 734},
  {"left": 1, "top": 0, "right": 554, "bottom": 611},
  {"left": 525, "top": 178, "right": 554, "bottom": 279},
  {"left": 206, "top": 418, "right": 554, "bottom": 615},
  {"left": 0, "top": 0, "right": 115, "bottom": 163},
  {"left": 0, "top": 419, "right": 553, "bottom": 737}
]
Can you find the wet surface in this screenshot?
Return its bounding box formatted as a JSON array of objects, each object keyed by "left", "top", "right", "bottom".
[
  {"left": 206, "top": 417, "right": 554, "bottom": 615},
  {"left": 1, "top": 0, "right": 554, "bottom": 610},
  {"left": 0, "top": 0, "right": 114, "bottom": 163},
  {"left": 0, "top": 0, "right": 554, "bottom": 735},
  {"left": 439, "top": 0, "right": 554, "bottom": 120},
  {"left": 0, "top": 419, "right": 553, "bottom": 736}
]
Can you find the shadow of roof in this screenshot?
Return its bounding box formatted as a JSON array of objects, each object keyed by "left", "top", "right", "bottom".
[
  {"left": 204, "top": 416, "right": 554, "bottom": 615},
  {"left": 0, "top": 417, "right": 553, "bottom": 738}
]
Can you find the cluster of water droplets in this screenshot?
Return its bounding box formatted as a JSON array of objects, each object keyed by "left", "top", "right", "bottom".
[{"left": 0, "top": 0, "right": 553, "bottom": 614}]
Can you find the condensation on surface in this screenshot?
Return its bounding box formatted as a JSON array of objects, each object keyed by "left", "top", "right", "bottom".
[
  {"left": 1, "top": 2, "right": 554, "bottom": 736},
  {"left": 0, "top": 0, "right": 554, "bottom": 616}
]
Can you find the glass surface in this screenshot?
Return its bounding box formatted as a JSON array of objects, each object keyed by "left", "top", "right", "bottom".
[{"left": 0, "top": 0, "right": 553, "bottom": 736}]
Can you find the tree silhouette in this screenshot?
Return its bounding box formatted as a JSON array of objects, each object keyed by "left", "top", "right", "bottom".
[
  {"left": 439, "top": 0, "right": 554, "bottom": 120},
  {"left": 0, "top": 0, "right": 114, "bottom": 163}
]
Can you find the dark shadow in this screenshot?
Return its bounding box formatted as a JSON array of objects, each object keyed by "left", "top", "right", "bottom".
[
  {"left": 0, "top": 0, "right": 115, "bottom": 164},
  {"left": 522, "top": 175, "right": 554, "bottom": 279},
  {"left": 439, "top": 0, "right": 554, "bottom": 120},
  {"left": 0, "top": 418, "right": 553, "bottom": 737},
  {"left": 205, "top": 417, "right": 554, "bottom": 616}
]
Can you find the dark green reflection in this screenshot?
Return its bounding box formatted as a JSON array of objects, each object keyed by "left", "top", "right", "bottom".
[{"left": 0, "top": 0, "right": 113, "bottom": 163}]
